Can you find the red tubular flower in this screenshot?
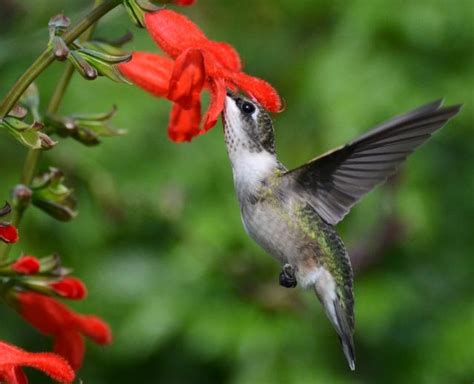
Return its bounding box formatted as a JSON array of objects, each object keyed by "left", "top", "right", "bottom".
[
  {"left": 0, "top": 341, "right": 75, "bottom": 384},
  {"left": 18, "top": 292, "right": 112, "bottom": 371},
  {"left": 49, "top": 277, "right": 87, "bottom": 300},
  {"left": 173, "top": 0, "right": 196, "bottom": 5},
  {"left": 0, "top": 224, "right": 18, "bottom": 244},
  {"left": 11, "top": 256, "right": 40, "bottom": 275},
  {"left": 119, "top": 10, "right": 282, "bottom": 142}
]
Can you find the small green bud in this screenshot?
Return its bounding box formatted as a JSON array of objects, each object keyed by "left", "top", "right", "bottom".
[
  {"left": 12, "top": 184, "right": 32, "bottom": 208},
  {"left": 31, "top": 168, "right": 77, "bottom": 222},
  {"left": 20, "top": 83, "right": 40, "bottom": 120},
  {"left": 45, "top": 106, "right": 125, "bottom": 146},
  {"left": 51, "top": 36, "right": 70, "bottom": 61},
  {"left": 48, "top": 13, "right": 71, "bottom": 38},
  {"left": 73, "top": 47, "right": 131, "bottom": 83},
  {"left": 0, "top": 117, "right": 54, "bottom": 149},
  {"left": 8, "top": 105, "right": 28, "bottom": 119},
  {"left": 68, "top": 51, "right": 98, "bottom": 80}
]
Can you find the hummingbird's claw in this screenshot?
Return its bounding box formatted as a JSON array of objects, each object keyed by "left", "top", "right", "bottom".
[{"left": 279, "top": 263, "right": 297, "bottom": 288}]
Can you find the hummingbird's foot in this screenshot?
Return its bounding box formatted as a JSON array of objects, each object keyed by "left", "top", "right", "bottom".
[{"left": 279, "top": 264, "right": 297, "bottom": 288}]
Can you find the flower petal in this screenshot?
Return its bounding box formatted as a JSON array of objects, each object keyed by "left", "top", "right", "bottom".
[
  {"left": 0, "top": 223, "right": 19, "bottom": 244},
  {"left": 0, "top": 341, "right": 75, "bottom": 383},
  {"left": 19, "top": 292, "right": 66, "bottom": 335},
  {"left": 145, "top": 10, "right": 208, "bottom": 58},
  {"left": 203, "top": 41, "right": 242, "bottom": 72},
  {"left": 168, "top": 49, "right": 205, "bottom": 109},
  {"left": 226, "top": 71, "right": 282, "bottom": 112},
  {"left": 203, "top": 78, "right": 226, "bottom": 131},
  {"left": 18, "top": 292, "right": 111, "bottom": 372},
  {"left": 73, "top": 315, "right": 112, "bottom": 345},
  {"left": 0, "top": 366, "right": 26, "bottom": 384},
  {"left": 118, "top": 52, "right": 174, "bottom": 97},
  {"left": 168, "top": 102, "right": 202, "bottom": 142},
  {"left": 53, "top": 331, "right": 84, "bottom": 371},
  {"left": 11, "top": 256, "right": 40, "bottom": 275},
  {"left": 49, "top": 278, "right": 87, "bottom": 300}
]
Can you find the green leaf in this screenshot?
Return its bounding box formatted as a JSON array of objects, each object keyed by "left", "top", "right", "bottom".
[
  {"left": 1, "top": 117, "right": 42, "bottom": 149},
  {"left": 31, "top": 168, "right": 77, "bottom": 221},
  {"left": 68, "top": 51, "right": 98, "bottom": 80},
  {"left": 76, "top": 50, "right": 131, "bottom": 83},
  {"left": 44, "top": 106, "right": 126, "bottom": 146},
  {"left": 78, "top": 47, "right": 131, "bottom": 64},
  {"left": 123, "top": 0, "right": 147, "bottom": 28}
]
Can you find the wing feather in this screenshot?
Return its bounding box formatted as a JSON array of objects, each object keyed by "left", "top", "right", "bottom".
[{"left": 283, "top": 100, "right": 462, "bottom": 224}]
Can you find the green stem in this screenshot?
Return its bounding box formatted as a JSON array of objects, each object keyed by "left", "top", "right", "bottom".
[
  {"left": 0, "top": 50, "right": 53, "bottom": 119},
  {"left": 23, "top": 0, "right": 106, "bottom": 193},
  {"left": 0, "top": 0, "right": 122, "bottom": 262},
  {"left": 47, "top": 64, "right": 76, "bottom": 115},
  {"left": 0, "top": 0, "right": 122, "bottom": 119},
  {"left": 19, "top": 149, "right": 41, "bottom": 188}
]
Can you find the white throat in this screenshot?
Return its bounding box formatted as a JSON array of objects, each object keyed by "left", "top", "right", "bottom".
[
  {"left": 229, "top": 150, "right": 278, "bottom": 191},
  {"left": 223, "top": 95, "right": 278, "bottom": 192}
]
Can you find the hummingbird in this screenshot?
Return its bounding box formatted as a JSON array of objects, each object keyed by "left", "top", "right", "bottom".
[{"left": 222, "top": 92, "right": 460, "bottom": 370}]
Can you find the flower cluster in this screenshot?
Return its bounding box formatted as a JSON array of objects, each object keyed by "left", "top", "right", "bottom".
[
  {"left": 0, "top": 204, "right": 111, "bottom": 383},
  {"left": 1, "top": 253, "right": 87, "bottom": 300},
  {"left": 1, "top": 1, "right": 283, "bottom": 382},
  {"left": 119, "top": 10, "right": 282, "bottom": 141}
]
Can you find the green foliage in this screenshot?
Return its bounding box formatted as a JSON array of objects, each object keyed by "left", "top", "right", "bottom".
[{"left": 0, "top": 0, "right": 472, "bottom": 383}]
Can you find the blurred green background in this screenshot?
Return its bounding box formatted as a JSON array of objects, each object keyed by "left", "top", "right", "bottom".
[{"left": 1, "top": 1, "right": 473, "bottom": 383}]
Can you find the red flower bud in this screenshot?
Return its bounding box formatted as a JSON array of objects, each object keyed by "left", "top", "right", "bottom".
[
  {"left": 0, "top": 223, "right": 19, "bottom": 244},
  {"left": 11, "top": 256, "right": 41, "bottom": 275},
  {"left": 49, "top": 278, "right": 87, "bottom": 300}
]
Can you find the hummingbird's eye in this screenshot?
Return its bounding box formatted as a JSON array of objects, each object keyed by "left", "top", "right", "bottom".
[{"left": 241, "top": 101, "right": 256, "bottom": 114}]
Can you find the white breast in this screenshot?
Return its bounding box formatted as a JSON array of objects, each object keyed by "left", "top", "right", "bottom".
[{"left": 230, "top": 150, "right": 278, "bottom": 191}]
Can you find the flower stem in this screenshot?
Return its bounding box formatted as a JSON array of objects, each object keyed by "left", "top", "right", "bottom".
[
  {"left": 19, "top": 0, "right": 106, "bottom": 196},
  {"left": 0, "top": 0, "right": 122, "bottom": 262},
  {"left": 0, "top": 0, "right": 122, "bottom": 119},
  {"left": 47, "top": 64, "right": 76, "bottom": 116},
  {"left": 14, "top": 64, "right": 76, "bottom": 224}
]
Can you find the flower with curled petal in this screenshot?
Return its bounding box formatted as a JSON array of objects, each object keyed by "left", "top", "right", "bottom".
[
  {"left": 18, "top": 292, "right": 112, "bottom": 371},
  {"left": 119, "top": 10, "right": 281, "bottom": 142},
  {"left": 0, "top": 340, "right": 75, "bottom": 384}
]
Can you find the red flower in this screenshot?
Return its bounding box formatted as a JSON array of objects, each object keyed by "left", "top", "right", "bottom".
[
  {"left": 18, "top": 292, "right": 112, "bottom": 371},
  {"left": 49, "top": 277, "right": 87, "bottom": 300},
  {"left": 0, "top": 340, "right": 75, "bottom": 384},
  {"left": 11, "top": 256, "right": 40, "bottom": 275},
  {"left": 0, "top": 224, "right": 18, "bottom": 244},
  {"left": 173, "top": 0, "right": 196, "bottom": 5},
  {"left": 119, "top": 10, "right": 281, "bottom": 142},
  {"left": 0, "top": 202, "right": 18, "bottom": 244}
]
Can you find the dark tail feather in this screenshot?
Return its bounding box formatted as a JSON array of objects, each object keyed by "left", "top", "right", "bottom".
[
  {"left": 334, "top": 301, "right": 356, "bottom": 370},
  {"left": 314, "top": 279, "right": 356, "bottom": 371}
]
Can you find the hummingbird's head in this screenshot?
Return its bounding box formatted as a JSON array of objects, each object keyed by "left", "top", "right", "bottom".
[{"left": 223, "top": 91, "right": 276, "bottom": 155}]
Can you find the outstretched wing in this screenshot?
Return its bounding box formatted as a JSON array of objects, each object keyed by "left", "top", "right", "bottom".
[{"left": 283, "top": 100, "right": 462, "bottom": 225}]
